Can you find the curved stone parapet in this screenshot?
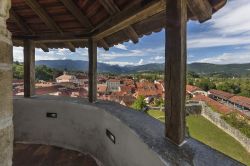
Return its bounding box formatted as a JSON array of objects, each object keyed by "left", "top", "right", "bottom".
[{"left": 13, "top": 96, "right": 243, "bottom": 166}]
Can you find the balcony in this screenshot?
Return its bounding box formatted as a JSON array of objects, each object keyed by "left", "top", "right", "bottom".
[{"left": 12, "top": 96, "right": 242, "bottom": 166}]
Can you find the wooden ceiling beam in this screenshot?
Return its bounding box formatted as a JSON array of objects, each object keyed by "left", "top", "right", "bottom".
[
  {"left": 98, "top": 0, "right": 139, "bottom": 43},
  {"left": 37, "top": 43, "right": 49, "bottom": 52},
  {"left": 93, "top": 0, "right": 165, "bottom": 40},
  {"left": 24, "top": 0, "right": 76, "bottom": 52},
  {"left": 10, "top": 9, "right": 50, "bottom": 52},
  {"left": 60, "top": 0, "right": 109, "bottom": 50},
  {"left": 99, "top": 39, "right": 109, "bottom": 51},
  {"left": 187, "top": 0, "right": 212, "bottom": 23},
  {"left": 59, "top": 0, "right": 93, "bottom": 29},
  {"left": 65, "top": 42, "right": 76, "bottom": 52}
]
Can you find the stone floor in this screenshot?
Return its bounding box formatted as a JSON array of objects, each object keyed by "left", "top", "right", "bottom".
[{"left": 13, "top": 143, "right": 99, "bottom": 166}]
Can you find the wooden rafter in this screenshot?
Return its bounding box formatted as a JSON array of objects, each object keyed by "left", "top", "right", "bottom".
[
  {"left": 24, "top": 0, "right": 76, "bottom": 52},
  {"left": 10, "top": 9, "right": 49, "bottom": 52},
  {"left": 98, "top": 0, "right": 139, "bottom": 43},
  {"left": 187, "top": 0, "right": 212, "bottom": 23},
  {"left": 59, "top": 0, "right": 109, "bottom": 50},
  {"left": 93, "top": 0, "right": 165, "bottom": 40}
]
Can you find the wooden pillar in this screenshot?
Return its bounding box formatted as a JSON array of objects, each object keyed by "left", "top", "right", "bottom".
[
  {"left": 0, "top": 1, "right": 14, "bottom": 165},
  {"left": 24, "top": 39, "right": 35, "bottom": 97},
  {"left": 165, "top": 0, "right": 187, "bottom": 145},
  {"left": 88, "top": 38, "right": 97, "bottom": 103}
]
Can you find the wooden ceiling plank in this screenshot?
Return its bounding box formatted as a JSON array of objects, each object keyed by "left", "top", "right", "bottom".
[
  {"left": 10, "top": 9, "right": 34, "bottom": 34},
  {"left": 94, "top": 0, "right": 165, "bottom": 40},
  {"left": 187, "top": 0, "right": 212, "bottom": 23},
  {"left": 98, "top": 0, "right": 139, "bottom": 43},
  {"left": 60, "top": 0, "right": 109, "bottom": 50},
  {"left": 59, "top": 0, "right": 93, "bottom": 29},
  {"left": 10, "top": 9, "right": 50, "bottom": 52},
  {"left": 24, "top": 0, "right": 76, "bottom": 52}
]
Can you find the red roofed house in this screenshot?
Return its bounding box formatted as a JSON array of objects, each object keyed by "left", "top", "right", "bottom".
[
  {"left": 134, "top": 81, "right": 162, "bottom": 101},
  {"left": 208, "top": 89, "right": 235, "bottom": 104},
  {"left": 97, "top": 84, "right": 107, "bottom": 95},
  {"left": 186, "top": 85, "right": 206, "bottom": 98},
  {"left": 229, "top": 96, "right": 250, "bottom": 112},
  {"left": 56, "top": 72, "right": 78, "bottom": 84}
]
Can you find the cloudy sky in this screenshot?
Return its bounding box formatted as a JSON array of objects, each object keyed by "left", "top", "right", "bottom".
[{"left": 13, "top": 0, "right": 250, "bottom": 66}]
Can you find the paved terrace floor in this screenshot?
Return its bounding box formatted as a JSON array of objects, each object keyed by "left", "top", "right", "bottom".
[{"left": 13, "top": 143, "right": 98, "bottom": 166}]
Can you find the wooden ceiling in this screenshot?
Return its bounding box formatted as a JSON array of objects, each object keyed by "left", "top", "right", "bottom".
[{"left": 7, "top": 0, "right": 227, "bottom": 52}]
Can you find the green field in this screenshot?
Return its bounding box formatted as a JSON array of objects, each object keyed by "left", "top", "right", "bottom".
[{"left": 147, "top": 110, "right": 250, "bottom": 165}]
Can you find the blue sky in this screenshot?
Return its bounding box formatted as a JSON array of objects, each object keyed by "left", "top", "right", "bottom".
[{"left": 13, "top": 0, "right": 250, "bottom": 66}]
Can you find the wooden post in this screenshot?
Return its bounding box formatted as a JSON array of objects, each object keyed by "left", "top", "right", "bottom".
[
  {"left": 165, "top": 0, "right": 187, "bottom": 145},
  {"left": 24, "top": 39, "right": 35, "bottom": 97},
  {"left": 88, "top": 38, "right": 97, "bottom": 103}
]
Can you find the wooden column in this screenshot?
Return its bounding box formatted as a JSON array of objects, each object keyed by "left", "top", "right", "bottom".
[
  {"left": 24, "top": 39, "right": 35, "bottom": 97},
  {"left": 165, "top": 0, "right": 187, "bottom": 145},
  {"left": 88, "top": 38, "right": 97, "bottom": 103}
]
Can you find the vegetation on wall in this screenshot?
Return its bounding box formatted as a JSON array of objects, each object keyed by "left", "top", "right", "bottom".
[{"left": 221, "top": 112, "right": 250, "bottom": 138}]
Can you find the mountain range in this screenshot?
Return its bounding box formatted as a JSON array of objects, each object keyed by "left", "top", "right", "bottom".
[{"left": 36, "top": 60, "right": 250, "bottom": 75}]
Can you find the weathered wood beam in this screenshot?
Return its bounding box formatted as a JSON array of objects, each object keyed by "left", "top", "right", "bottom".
[
  {"left": 99, "top": 39, "right": 109, "bottom": 51},
  {"left": 98, "top": 0, "right": 139, "bottom": 43},
  {"left": 88, "top": 38, "right": 97, "bottom": 103},
  {"left": 165, "top": 0, "right": 187, "bottom": 145},
  {"left": 65, "top": 42, "right": 76, "bottom": 52},
  {"left": 60, "top": 0, "right": 109, "bottom": 50},
  {"left": 10, "top": 9, "right": 33, "bottom": 34},
  {"left": 24, "top": 0, "right": 76, "bottom": 52},
  {"left": 37, "top": 43, "right": 49, "bottom": 52},
  {"left": 59, "top": 0, "right": 93, "bottom": 28},
  {"left": 93, "top": 0, "right": 165, "bottom": 40},
  {"left": 187, "top": 0, "right": 212, "bottom": 23},
  {"left": 10, "top": 10, "right": 50, "bottom": 52},
  {"left": 24, "top": 39, "right": 35, "bottom": 97}
]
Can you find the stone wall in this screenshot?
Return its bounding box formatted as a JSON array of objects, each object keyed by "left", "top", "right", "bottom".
[
  {"left": 200, "top": 102, "right": 250, "bottom": 153},
  {"left": 0, "top": 0, "right": 13, "bottom": 166}
]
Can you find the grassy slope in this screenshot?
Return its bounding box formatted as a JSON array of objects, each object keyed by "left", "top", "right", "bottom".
[{"left": 147, "top": 110, "right": 250, "bottom": 165}]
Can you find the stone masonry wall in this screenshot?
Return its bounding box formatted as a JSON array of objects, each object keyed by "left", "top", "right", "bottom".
[
  {"left": 0, "top": 0, "right": 14, "bottom": 165},
  {"left": 200, "top": 102, "right": 250, "bottom": 153}
]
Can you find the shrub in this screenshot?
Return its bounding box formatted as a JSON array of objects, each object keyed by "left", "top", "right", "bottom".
[{"left": 222, "top": 112, "right": 250, "bottom": 138}]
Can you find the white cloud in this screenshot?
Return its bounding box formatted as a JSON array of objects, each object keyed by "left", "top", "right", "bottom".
[
  {"left": 194, "top": 52, "right": 250, "bottom": 64},
  {"left": 114, "top": 44, "right": 128, "bottom": 50},
  {"left": 188, "top": 35, "right": 250, "bottom": 48},
  {"left": 208, "top": 0, "right": 250, "bottom": 35},
  {"left": 138, "top": 59, "right": 144, "bottom": 65},
  {"left": 154, "top": 56, "right": 164, "bottom": 60},
  {"left": 104, "top": 61, "right": 135, "bottom": 66},
  {"left": 188, "top": 0, "right": 250, "bottom": 49}
]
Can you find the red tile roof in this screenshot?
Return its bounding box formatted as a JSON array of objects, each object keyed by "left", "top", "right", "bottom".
[
  {"left": 229, "top": 96, "right": 250, "bottom": 109},
  {"left": 186, "top": 85, "right": 202, "bottom": 93},
  {"left": 97, "top": 85, "right": 107, "bottom": 93},
  {"left": 193, "top": 95, "right": 233, "bottom": 114},
  {"left": 208, "top": 89, "right": 235, "bottom": 100}
]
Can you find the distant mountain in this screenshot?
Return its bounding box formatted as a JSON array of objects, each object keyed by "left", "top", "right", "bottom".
[{"left": 36, "top": 60, "right": 250, "bottom": 75}]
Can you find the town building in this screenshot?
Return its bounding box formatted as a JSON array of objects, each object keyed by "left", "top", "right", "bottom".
[
  {"left": 56, "top": 71, "right": 78, "bottom": 84},
  {"left": 186, "top": 85, "right": 206, "bottom": 98},
  {"left": 106, "top": 79, "right": 121, "bottom": 92}
]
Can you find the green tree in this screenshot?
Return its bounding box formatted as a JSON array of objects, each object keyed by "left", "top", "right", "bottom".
[
  {"left": 13, "top": 63, "right": 24, "bottom": 79},
  {"left": 35, "top": 65, "right": 54, "bottom": 81},
  {"left": 196, "top": 78, "right": 216, "bottom": 91},
  {"left": 132, "top": 96, "right": 147, "bottom": 111}
]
